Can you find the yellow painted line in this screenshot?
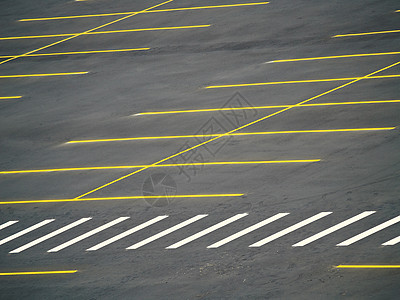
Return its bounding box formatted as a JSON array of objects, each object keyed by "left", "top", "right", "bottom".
[
  {"left": 336, "top": 265, "right": 400, "bottom": 269},
  {"left": 0, "top": 25, "right": 210, "bottom": 41},
  {"left": 0, "top": 96, "right": 22, "bottom": 100},
  {"left": 0, "top": 72, "right": 88, "bottom": 79},
  {"left": 333, "top": 29, "right": 400, "bottom": 38},
  {"left": 205, "top": 75, "right": 400, "bottom": 89},
  {"left": 267, "top": 51, "right": 400, "bottom": 63},
  {"left": 134, "top": 100, "right": 400, "bottom": 116},
  {"left": 66, "top": 128, "right": 396, "bottom": 144},
  {"left": 0, "top": 160, "right": 320, "bottom": 174},
  {"left": 19, "top": 2, "right": 270, "bottom": 22},
  {"left": 0, "top": 48, "right": 150, "bottom": 59},
  {"left": 0, "top": 194, "right": 244, "bottom": 205},
  {"left": 0, "top": 270, "right": 78, "bottom": 275}
]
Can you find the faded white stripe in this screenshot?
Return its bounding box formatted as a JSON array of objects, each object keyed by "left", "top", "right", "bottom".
[{"left": 0, "top": 219, "right": 54, "bottom": 246}]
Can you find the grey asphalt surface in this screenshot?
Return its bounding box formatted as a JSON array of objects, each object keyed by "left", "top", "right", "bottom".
[{"left": 0, "top": 0, "right": 400, "bottom": 299}]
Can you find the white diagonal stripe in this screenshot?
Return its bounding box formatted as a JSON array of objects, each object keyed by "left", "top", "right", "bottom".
[
  {"left": 382, "top": 235, "right": 400, "bottom": 246},
  {"left": 127, "top": 215, "right": 208, "bottom": 250},
  {"left": 292, "top": 211, "right": 376, "bottom": 247},
  {"left": 207, "top": 213, "right": 289, "bottom": 248},
  {"left": 47, "top": 217, "right": 129, "bottom": 252},
  {"left": 9, "top": 218, "right": 92, "bottom": 253},
  {"left": 249, "top": 212, "right": 332, "bottom": 247},
  {"left": 166, "top": 213, "right": 248, "bottom": 249},
  {"left": 87, "top": 216, "right": 168, "bottom": 251},
  {"left": 337, "top": 215, "right": 400, "bottom": 246},
  {"left": 0, "top": 219, "right": 55, "bottom": 246},
  {"left": 0, "top": 221, "right": 19, "bottom": 231}
]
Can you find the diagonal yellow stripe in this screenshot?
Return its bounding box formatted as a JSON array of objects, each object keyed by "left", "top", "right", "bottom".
[{"left": 333, "top": 29, "right": 400, "bottom": 38}]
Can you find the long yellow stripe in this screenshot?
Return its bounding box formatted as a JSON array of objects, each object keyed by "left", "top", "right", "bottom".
[
  {"left": 0, "top": 194, "right": 243, "bottom": 205},
  {"left": 0, "top": 25, "right": 210, "bottom": 41},
  {"left": 0, "top": 270, "right": 78, "bottom": 275},
  {"left": 19, "top": 2, "right": 270, "bottom": 22},
  {"left": 0, "top": 48, "right": 150, "bottom": 59},
  {"left": 0, "top": 72, "right": 88, "bottom": 78},
  {"left": 336, "top": 265, "right": 400, "bottom": 269},
  {"left": 333, "top": 29, "right": 400, "bottom": 38},
  {"left": 0, "top": 96, "right": 22, "bottom": 100},
  {"left": 205, "top": 75, "right": 400, "bottom": 89}
]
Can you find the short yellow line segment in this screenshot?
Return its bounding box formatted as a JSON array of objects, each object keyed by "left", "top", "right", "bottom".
[
  {"left": 333, "top": 29, "right": 400, "bottom": 38},
  {"left": 0, "top": 72, "right": 88, "bottom": 79},
  {"left": 0, "top": 270, "right": 78, "bottom": 275},
  {"left": 19, "top": 2, "right": 270, "bottom": 22},
  {"left": 336, "top": 265, "right": 400, "bottom": 269},
  {"left": 0, "top": 96, "right": 22, "bottom": 100}
]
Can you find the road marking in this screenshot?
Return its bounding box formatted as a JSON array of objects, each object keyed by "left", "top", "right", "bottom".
[
  {"left": 166, "top": 214, "right": 248, "bottom": 249},
  {"left": 19, "top": 2, "right": 270, "bottom": 22},
  {"left": 9, "top": 218, "right": 92, "bottom": 253},
  {"left": 333, "top": 29, "right": 400, "bottom": 38},
  {"left": 0, "top": 221, "right": 19, "bottom": 231},
  {"left": 66, "top": 128, "right": 396, "bottom": 144},
  {"left": 47, "top": 217, "right": 129, "bottom": 252},
  {"left": 249, "top": 212, "right": 332, "bottom": 247},
  {"left": 0, "top": 270, "right": 78, "bottom": 275},
  {"left": 207, "top": 213, "right": 289, "bottom": 248},
  {"left": 0, "top": 96, "right": 22, "bottom": 100},
  {"left": 0, "top": 48, "right": 150, "bottom": 59},
  {"left": 335, "top": 265, "right": 400, "bottom": 269},
  {"left": 292, "top": 211, "right": 376, "bottom": 247},
  {"left": 127, "top": 215, "right": 208, "bottom": 249},
  {"left": 266, "top": 51, "right": 400, "bottom": 63},
  {"left": 205, "top": 75, "right": 400, "bottom": 89},
  {"left": 0, "top": 72, "right": 88, "bottom": 79},
  {"left": 0, "top": 219, "right": 55, "bottom": 246},
  {"left": 337, "top": 215, "right": 400, "bottom": 246},
  {"left": 0, "top": 160, "right": 321, "bottom": 174},
  {"left": 0, "top": 194, "right": 243, "bottom": 205},
  {"left": 382, "top": 236, "right": 400, "bottom": 246},
  {"left": 86, "top": 216, "right": 168, "bottom": 251},
  {"left": 0, "top": 25, "right": 210, "bottom": 41}
]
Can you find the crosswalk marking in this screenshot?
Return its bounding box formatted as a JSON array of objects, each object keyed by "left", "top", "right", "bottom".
[
  {"left": 249, "top": 212, "right": 332, "bottom": 247},
  {"left": 166, "top": 213, "right": 248, "bottom": 249},
  {"left": 47, "top": 217, "right": 130, "bottom": 252},
  {"left": 337, "top": 215, "right": 400, "bottom": 246},
  {"left": 382, "top": 235, "right": 400, "bottom": 246},
  {"left": 0, "top": 221, "right": 18, "bottom": 231},
  {"left": 87, "top": 216, "right": 168, "bottom": 251},
  {"left": 127, "top": 215, "right": 208, "bottom": 250},
  {"left": 207, "top": 213, "right": 289, "bottom": 248},
  {"left": 292, "top": 211, "right": 376, "bottom": 247},
  {"left": 9, "top": 218, "right": 92, "bottom": 253},
  {"left": 0, "top": 219, "right": 55, "bottom": 247}
]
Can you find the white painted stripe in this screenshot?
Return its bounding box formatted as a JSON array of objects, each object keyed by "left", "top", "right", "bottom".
[
  {"left": 249, "top": 212, "right": 332, "bottom": 247},
  {"left": 127, "top": 215, "right": 208, "bottom": 250},
  {"left": 382, "top": 235, "right": 400, "bottom": 246},
  {"left": 9, "top": 218, "right": 92, "bottom": 253},
  {"left": 207, "top": 213, "right": 289, "bottom": 248},
  {"left": 337, "top": 215, "right": 400, "bottom": 246},
  {"left": 166, "top": 213, "right": 248, "bottom": 249},
  {"left": 0, "top": 221, "right": 19, "bottom": 231},
  {"left": 292, "top": 211, "right": 376, "bottom": 247},
  {"left": 47, "top": 217, "right": 129, "bottom": 252},
  {"left": 87, "top": 216, "right": 168, "bottom": 251},
  {"left": 0, "top": 219, "right": 55, "bottom": 246}
]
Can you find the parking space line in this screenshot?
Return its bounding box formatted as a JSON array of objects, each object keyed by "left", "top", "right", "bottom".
[
  {"left": 127, "top": 215, "right": 208, "bottom": 250},
  {"left": 0, "top": 96, "right": 22, "bottom": 100},
  {"left": 0, "top": 219, "right": 55, "bottom": 246},
  {"left": 9, "top": 218, "right": 92, "bottom": 253},
  {"left": 0, "top": 25, "right": 211, "bottom": 41},
  {"left": 0, "top": 48, "right": 150, "bottom": 59},
  {"left": 333, "top": 29, "right": 400, "bottom": 38},
  {"left": 0, "top": 270, "right": 78, "bottom": 275},
  {"left": 0, "top": 160, "right": 321, "bottom": 175},
  {"left": 0, "top": 221, "right": 19, "bottom": 231},
  {"left": 47, "top": 217, "right": 130, "bottom": 252},
  {"left": 19, "top": 2, "right": 270, "bottom": 22},
  {"left": 382, "top": 236, "right": 400, "bottom": 246},
  {"left": 266, "top": 51, "right": 400, "bottom": 63},
  {"left": 207, "top": 213, "right": 289, "bottom": 248},
  {"left": 249, "top": 212, "right": 332, "bottom": 247},
  {"left": 335, "top": 265, "right": 400, "bottom": 269},
  {"left": 0, "top": 72, "right": 88, "bottom": 79},
  {"left": 0, "top": 194, "right": 243, "bottom": 205},
  {"left": 337, "top": 215, "right": 400, "bottom": 246},
  {"left": 205, "top": 75, "right": 400, "bottom": 89},
  {"left": 166, "top": 213, "right": 248, "bottom": 249},
  {"left": 87, "top": 216, "right": 168, "bottom": 251},
  {"left": 292, "top": 211, "right": 376, "bottom": 247}
]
